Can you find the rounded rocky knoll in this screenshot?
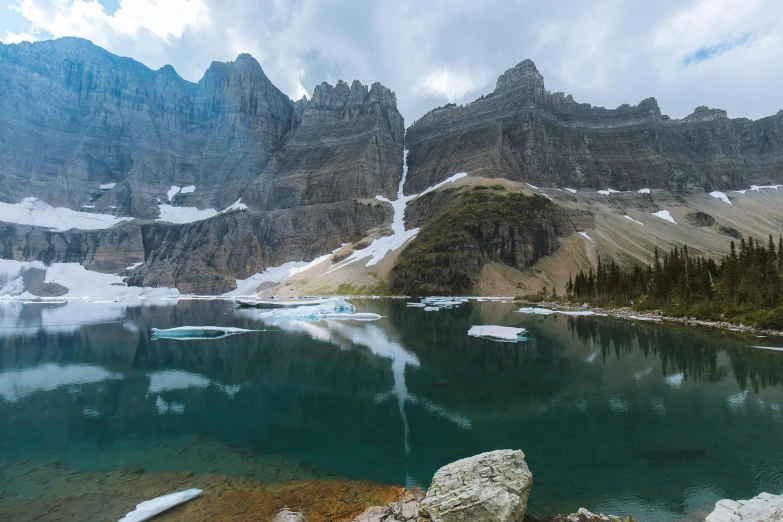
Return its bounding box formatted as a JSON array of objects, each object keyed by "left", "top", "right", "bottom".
[{"left": 418, "top": 449, "right": 534, "bottom": 522}]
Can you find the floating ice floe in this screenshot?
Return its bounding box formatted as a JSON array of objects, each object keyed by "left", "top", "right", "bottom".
[
  {"left": 259, "top": 298, "right": 381, "bottom": 322},
  {"left": 578, "top": 231, "right": 594, "bottom": 242},
  {"left": 99, "top": 182, "right": 116, "bottom": 190},
  {"left": 665, "top": 372, "right": 684, "bottom": 388},
  {"left": 0, "top": 197, "right": 133, "bottom": 231},
  {"left": 517, "top": 307, "right": 555, "bottom": 315},
  {"left": 516, "top": 307, "right": 607, "bottom": 317},
  {"left": 624, "top": 215, "right": 644, "bottom": 226},
  {"left": 151, "top": 326, "right": 259, "bottom": 340},
  {"left": 410, "top": 296, "right": 468, "bottom": 311},
  {"left": 709, "top": 191, "right": 732, "bottom": 204},
  {"left": 751, "top": 346, "right": 783, "bottom": 352},
  {"left": 468, "top": 325, "right": 532, "bottom": 342},
  {"left": 651, "top": 210, "right": 677, "bottom": 224},
  {"left": 638, "top": 188, "right": 651, "bottom": 194},
  {"left": 598, "top": 188, "right": 621, "bottom": 195},
  {"left": 118, "top": 488, "right": 203, "bottom": 522},
  {"left": 156, "top": 198, "right": 247, "bottom": 224},
  {"left": 180, "top": 185, "right": 196, "bottom": 194}
]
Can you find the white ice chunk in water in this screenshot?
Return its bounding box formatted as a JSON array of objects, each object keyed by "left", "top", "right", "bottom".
[
  {"left": 99, "top": 182, "right": 116, "bottom": 190},
  {"left": 638, "top": 188, "right": 651, "bottom": 194},
  {"left": 151, "top": 326, "right": 259, "bottom": 340},
  {"left": 468, "top": 325, "right": 530, "bottom": 342},
  {"left": 651, "top": 210, "right": 677, "bottom": 224},
  {"left": 709, "top": 191, "right": 732, "bottom": 204},
  {"left": 665, "top": 372, "right": 684, "bottom": 388},
  {"left": 598, "top": 188, "right": 621, "bottom": 195},
  {"left": 118, "top": 488, "right": 202, "bottom": 522},
  {"left": 624, "top": 215, "right": 644, "bottom": 226},
  {"left": 578, "top": 231, "right": 594, "bottom": 242},
  {"left": 179, "top": 185, "right": 195, "bottom": 194},
  {"left": 259, "top": 298, "right": 380, "bottom": 322},
  {"left": 517, "top": 307, "right": 556, "bottom": 315}
]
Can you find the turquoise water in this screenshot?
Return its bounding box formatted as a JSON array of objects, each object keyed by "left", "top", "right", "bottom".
[{"left": 1, "top": 298, "right": 782, "bottom": 520}]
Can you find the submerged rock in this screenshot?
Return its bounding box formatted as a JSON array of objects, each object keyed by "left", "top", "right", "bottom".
[
  {"left": 418, "top": 449, "right": 533, "bottom": 522},
  {"left": 271, "top": 509, "right": 307, "bottom": 522},
  {"left": 705, "top": 492, "right": 783, "bottom": 521}
]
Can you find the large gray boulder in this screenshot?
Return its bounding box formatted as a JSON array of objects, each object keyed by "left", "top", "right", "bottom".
[
  {"left": 352, "top": 495, "right": 420, "bottom": 522},
  {"left": 706, "top": 493, "right": 783, "bottom": 522},
  {"left": 418, "top": 449, "right": 533, "bottom": 522}
]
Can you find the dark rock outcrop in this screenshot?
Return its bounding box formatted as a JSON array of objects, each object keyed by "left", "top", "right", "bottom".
[
  {"left": 389, "top": 186, "right": 572, "bottom": 295},
  {"left": 405, "top": 60, "right": 783, "bottom": 194}
]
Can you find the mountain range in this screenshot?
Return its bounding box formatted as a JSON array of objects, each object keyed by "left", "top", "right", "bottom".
[{"left": 1, "top": 37, "right": 782, "bottom": 296}]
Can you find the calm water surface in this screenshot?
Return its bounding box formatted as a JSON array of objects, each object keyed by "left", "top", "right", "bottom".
[{"left": 1, "top": 298, "right": 782, "bottom": 521}]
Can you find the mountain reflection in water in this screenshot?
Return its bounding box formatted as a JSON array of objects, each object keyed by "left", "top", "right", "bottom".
[{"left": 0, "top": 298, "right": 781, "bottom": 521}]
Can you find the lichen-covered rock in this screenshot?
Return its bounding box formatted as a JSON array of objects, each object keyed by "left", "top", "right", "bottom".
[
  {"left": 705, "top": 492, "right": 783, "bottom": 522},
  {"left": 418, "top": 450, "right": 533, "bottom": 522}
]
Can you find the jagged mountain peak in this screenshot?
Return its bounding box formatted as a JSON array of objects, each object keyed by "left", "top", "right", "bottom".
[
  {"left": 310, "top": 79, "right": 397, "bottom": 109},
  {"left": 495, "top": 58, "right": 545, "bottom": 93}
]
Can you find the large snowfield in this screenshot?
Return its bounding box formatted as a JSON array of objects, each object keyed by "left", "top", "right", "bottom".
[{"left": 0, "top": 197, "right": 133, "bottom": 231}]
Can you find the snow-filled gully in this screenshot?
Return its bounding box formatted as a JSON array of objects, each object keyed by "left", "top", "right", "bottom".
[{"left": 329, "top": 153, "right": 467, "bottom": 272}]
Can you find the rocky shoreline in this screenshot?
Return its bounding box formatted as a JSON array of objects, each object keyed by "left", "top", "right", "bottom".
[{"left": 515, "top": 299, "right": 783, "bottom": 338}]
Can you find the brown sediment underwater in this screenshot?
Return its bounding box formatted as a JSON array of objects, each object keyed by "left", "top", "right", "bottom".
[{"left": 0, "top": 459, "right": 407, "bottom": 522}]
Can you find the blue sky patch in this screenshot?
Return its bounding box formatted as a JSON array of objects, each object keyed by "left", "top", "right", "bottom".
[{"left": 682, "top": 33, "right": 752, "bottom": 66}]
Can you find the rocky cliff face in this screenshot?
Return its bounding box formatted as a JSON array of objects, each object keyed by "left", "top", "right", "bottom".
[
  {"left": 405, "top": 60, "right": 783, "bottom": 194},
  {"left": 0, "top": 38, "right": 404, "bottom": 293},
  {"left": 0, "top": 37, "right": 297, "bottom": 217}
]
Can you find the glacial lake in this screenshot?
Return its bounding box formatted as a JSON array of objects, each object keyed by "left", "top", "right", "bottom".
[{"left": 1, "top": 298, "right": 782, "bottom": 521}]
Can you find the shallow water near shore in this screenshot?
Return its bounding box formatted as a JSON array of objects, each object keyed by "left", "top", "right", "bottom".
[{"left": 1, "top": 298, "right": 782, "bottom": 521}]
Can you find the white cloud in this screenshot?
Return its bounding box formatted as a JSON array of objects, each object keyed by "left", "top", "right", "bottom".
[
  {"left": 10, "top": 0, "right": 208, "bottom": 44},
  {"left": 419, "top": 68, "right": 480, "bottom": 101},
  {"left": 1, "top": 30, "right": 37, "bottom": 43}
]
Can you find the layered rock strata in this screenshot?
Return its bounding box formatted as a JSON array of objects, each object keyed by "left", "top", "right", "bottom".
[{"left": 405, "top": 60, "right": 783, "bottom": 194}]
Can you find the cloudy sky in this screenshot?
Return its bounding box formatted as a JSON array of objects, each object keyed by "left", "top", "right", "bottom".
[{"left": 1, "top": 0, "right": 782, "bottom": 124}]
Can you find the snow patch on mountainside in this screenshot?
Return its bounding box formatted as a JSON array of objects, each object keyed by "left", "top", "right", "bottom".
[
  {"left": 652, "top": 210, "right": 677, "bottom": 224},
  {"left": 709, "top": 191, "right": 732, "bottom": 204},
  {"left": 0, "top": 197, "right": 133, "bottom": 231},
  {"left": 156, "top": 199, "right": 247, "bottom": 224},
  {"left": 0, "top": 260, "right": 178, "bottom": 299}
]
